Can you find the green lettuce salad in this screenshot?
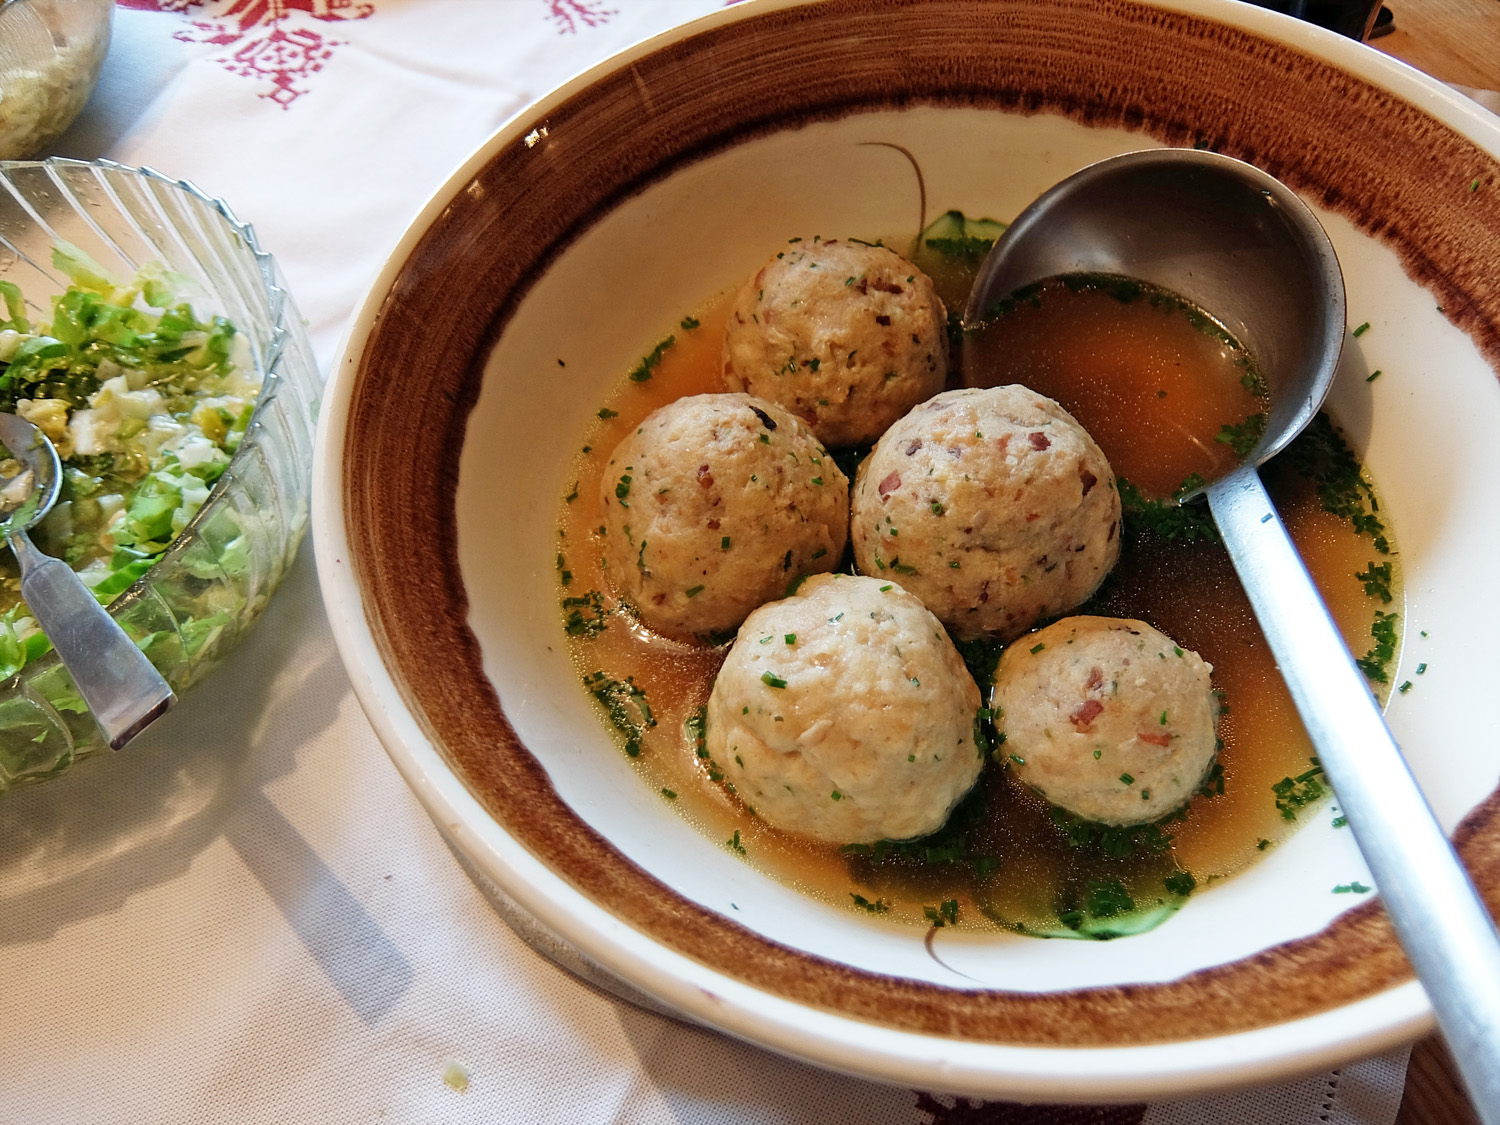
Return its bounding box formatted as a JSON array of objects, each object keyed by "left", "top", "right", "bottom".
[{"left": 0, "top": 245, "right": 260, "bottom": 688}]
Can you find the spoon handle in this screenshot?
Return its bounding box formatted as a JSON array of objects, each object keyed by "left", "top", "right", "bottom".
[
  {"left": 1207, "top": 463, "right": 1500, "bottom": 1124},
  {"left": 9, "top": 530, "right": 175, "bottom": 751}
]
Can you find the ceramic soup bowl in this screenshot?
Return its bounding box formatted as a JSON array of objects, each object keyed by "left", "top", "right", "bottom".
[{"left": 314, "top": 0, "right": 1500, "bottom": 1100}]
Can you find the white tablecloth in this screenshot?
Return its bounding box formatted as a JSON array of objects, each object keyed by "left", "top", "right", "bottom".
[{"left": 0, "top": 3, "right": 1417, "bottom": 1120}]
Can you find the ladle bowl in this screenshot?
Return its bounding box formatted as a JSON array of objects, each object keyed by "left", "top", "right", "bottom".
[
  {"left": 964, "top": 148, "right": 1500, "bottom": 1123},
  {"left": 965, "top": 148, "right": 1346, "bottom": 483}
]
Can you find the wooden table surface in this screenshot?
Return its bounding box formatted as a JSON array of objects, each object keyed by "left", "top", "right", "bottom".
[
  {"left": 1370, "top": 8, "right": 1499, "bottom": 1124},
  {"left": 1375, "top": 0, "right": 1500, "bottom": 93}
]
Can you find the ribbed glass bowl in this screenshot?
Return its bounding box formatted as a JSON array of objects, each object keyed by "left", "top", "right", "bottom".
[
  {"left": 0, "top": 0, "right": 114, "bottom": 160},
  {"left": 0, "top": 159, "right": 319, "bottom": 790}
]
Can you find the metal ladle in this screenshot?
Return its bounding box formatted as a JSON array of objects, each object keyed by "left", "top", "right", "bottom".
[
  {"left": 964, "top": 147, "right": 1500, "bottom": 1122},
  {"left": 0, "top": 411, "right": 174, "bottom": 749}
]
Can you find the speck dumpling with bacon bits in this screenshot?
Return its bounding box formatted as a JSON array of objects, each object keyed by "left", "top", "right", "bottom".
[
  {"left": 993, "top": 616, "right": 1219, "bottom": 826},
  {"left": 705, "top": 573, "right": 983, "bottom": 844},
  {"left": 850, "top": 385, "right": 1120, "bottom": 642},
  {"left": 721, "top": 239, "right": 948, "bottom": 447},
  {"left": 599, "top": 392, "right": 848, "bottom": 642}
]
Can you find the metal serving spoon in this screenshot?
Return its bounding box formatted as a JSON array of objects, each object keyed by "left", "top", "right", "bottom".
[
  {"left": 965, "top": 148, "right": 1500, "bottom": 1123},
  {"left": 0, "top": 412, "right": 174, "bottom": 749}
]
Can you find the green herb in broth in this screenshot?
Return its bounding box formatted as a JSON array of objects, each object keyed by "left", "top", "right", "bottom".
[
  {"left": 629, "top": 334, "right": 676, "bottom": 383},
  {"left": 581, "top": 669, "right": 655, "bottom": 757},
  {"left": 1216, "top": 412, "right": 1269, "bottom": 459},
  {"left": 562, "top": 589, "right": 608, "bottom": 638},
  {"left": 1356, "top": 610, "right": 1401, "bottom": 685},
  {"left": 1272, "top": 758, "right": 1327, "bottom": 821},
  {"left": 1114, "top": 477, "right": 1221, "bottom": 545},
  {"left": 915, "top": 210, "right": 1007, "bottom": 265},
  {"left": 1273, "top": 411, "right": 1391, "bottom": 555},
  {"left": 911, "top": 210, "right": 1008, "bottom": 352}
]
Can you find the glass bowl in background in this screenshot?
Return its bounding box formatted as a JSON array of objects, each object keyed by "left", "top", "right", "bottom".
[
  {"left": 0, "top": 0, "right": 113, "bottom": 160},
  {"left": 0, "top": 159, "right": 320, "bottom": 790}
]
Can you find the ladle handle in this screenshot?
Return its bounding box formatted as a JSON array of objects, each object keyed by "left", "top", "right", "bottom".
[
  {"left": 9, "top": 531, "right": 175, "bottom": 750},
  {"left": 1207, "top": 463, "right": 1500, "bottom": 1123}
]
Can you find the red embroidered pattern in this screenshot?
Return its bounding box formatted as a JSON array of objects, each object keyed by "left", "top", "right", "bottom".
[
  {"left": 549, "top": 0, "right": 615, "bottom": 33},
  {"left": 116, "top": 0, "right": 374, "bottom": 108},
  {"left": 117, "top": 0, "right": 624, "bottom": 102}
]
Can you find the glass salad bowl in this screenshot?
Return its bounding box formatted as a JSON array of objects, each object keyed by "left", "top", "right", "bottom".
[
  {"left": 0, "top": 0, "right": 114, "bottom": 160},
  {"left": 0, "top": 159, "right": 319, "bottom": 791}
]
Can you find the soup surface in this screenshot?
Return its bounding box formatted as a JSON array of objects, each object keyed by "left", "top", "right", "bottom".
[
  {"left": 962, "top": 273, "right": 1267, "bottom": 496},
  {"left": 555, "top": 227, "right": 1399, "bottom": 939}
]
